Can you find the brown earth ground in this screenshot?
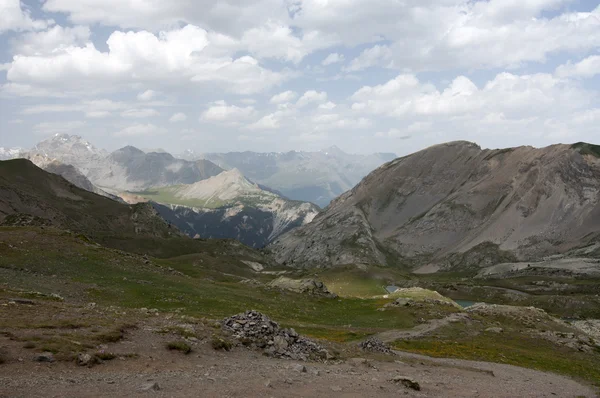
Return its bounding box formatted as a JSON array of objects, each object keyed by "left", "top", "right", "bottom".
[{"left": 0, "top": 300, "right": 597, "bottom": 398}]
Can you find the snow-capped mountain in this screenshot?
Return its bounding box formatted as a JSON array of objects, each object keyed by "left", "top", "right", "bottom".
[{"left": 0, "top": 147, "right": 24, "bottom": 160}]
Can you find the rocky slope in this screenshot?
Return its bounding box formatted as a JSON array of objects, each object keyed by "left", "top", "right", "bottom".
[
  {"left": 192, "top": 147, "right": 396, "bottom": 207},
  {"left": 125, "top": 169, "right": 319, "bottom": 247},
  {"left": 0, "top": 159, "right": 181, "bottom": 240},
  {"left": 26, "top": 153, "right": 117, "bottom": 200},
  {"left": 270, "top": 141, "right": 600, "bottom": 270}
]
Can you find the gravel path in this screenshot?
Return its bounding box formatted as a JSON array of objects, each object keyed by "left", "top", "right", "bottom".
[{"left": 0, "top": 343, "right": 597, "bottom": 397}]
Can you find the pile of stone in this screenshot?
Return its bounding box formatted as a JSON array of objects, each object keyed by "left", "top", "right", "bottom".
[
  {"left": 221, "top": 310, "right": 331, "bottom": 361},
  {"left": 359, "top": 337, "right": 395, "bottom": 355}
]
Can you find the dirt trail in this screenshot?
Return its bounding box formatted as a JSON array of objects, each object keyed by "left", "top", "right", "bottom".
[
  {"left": 1, "top": 320, "right": 598, "bottom": 398},
  {"left": 374, "top": 313, "right": 470, "bottom": 343}
]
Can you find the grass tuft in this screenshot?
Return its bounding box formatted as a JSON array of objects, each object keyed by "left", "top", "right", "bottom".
[{"left": 166, "top": 341, "right": 192, "bottom": 354}]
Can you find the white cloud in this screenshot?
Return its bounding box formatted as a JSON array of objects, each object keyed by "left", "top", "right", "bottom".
[
  {"left": 33, "top": 120, "right": 86, "bottom": 135},
  {"left": 121, "top": 108, "right": 159, "bottom": 118},
  {"left": 5, "top": 25, "right": 286, "bottom": 96},
  {"left": 10, "top": 25, "right": 90, "bottom": 56},
  {"left": 114, "top": 123, "right": 166, "bottom": 137},
  {"left": 169, "top": 112, "right": 187, "bottom": 122},
  {"left": 137, "top": 90, "right": 156, "bottom": 101},
  {"left": 42, "top": 0, "right": 290, "bottom": 36},
  {"left": 270, "top": 90, "right": 297, "bottom": 104},
  {"left": 296, "top": 90, "right": 328, "bottom": 107},
  {"left": 200, "top": 100, "right": 254, "bottom": 122},
  {"left": 322, "top": 52, "right": 345, "bottom": 66},
  {"left": 345, "top": 45, "right": 393, "bottom": 72},
  {"left": 0, "top": 0, "right": 53, "bottom": 33},
  {"left": 556, "top": 55, "right": 600, "bottom": 79},
  {"left": 248, "top": 113, "right": 282, "bottom": 130},
  {"left": 294, "top": 1, "right": 600, "bottom": 71},
  {"left": 318, "top": 101, "right": 337, "bottom": 110}
]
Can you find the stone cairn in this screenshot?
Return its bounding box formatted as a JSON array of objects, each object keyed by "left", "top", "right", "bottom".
[
  {"left": 359, "top": 337, "right": 395, "bottom": 355},
  {"left": 221, "top": 310, "right": 330, "bottom": 361}
]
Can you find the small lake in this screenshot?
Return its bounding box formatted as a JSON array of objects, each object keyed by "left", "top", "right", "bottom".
[
  {"left": 385, "top": 285, "right": 400, "bottom": 293},
  {"left": 454, "top": 299, "right": 477, "bottom": 308}
]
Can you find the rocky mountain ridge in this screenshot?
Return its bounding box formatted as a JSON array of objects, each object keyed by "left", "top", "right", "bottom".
[
  {"left": 192, "top": 147, "right": 396, "bottom": 207},
  {"left": 25, "top": 134, "right": 224, "bottom": 192},
  {"left": 270, "top": 141, "right": 600, "bottom": 270},
  {"left": 124, "top": 169, "right": 319, "bottom": 247}
]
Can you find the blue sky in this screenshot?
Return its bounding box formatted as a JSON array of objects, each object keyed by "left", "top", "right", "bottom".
[{"left": 0, "top": 0, "right": 599, "bottom": 156}]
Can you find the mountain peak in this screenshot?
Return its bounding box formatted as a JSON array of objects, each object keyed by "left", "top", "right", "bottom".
[{"left": 321, "top": 145, "right": 346, "bottom": 156}]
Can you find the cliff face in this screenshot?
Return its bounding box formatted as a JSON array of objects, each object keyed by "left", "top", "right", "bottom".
[{"left": 269, "top": 142, "right": 600, "bottom": 270}]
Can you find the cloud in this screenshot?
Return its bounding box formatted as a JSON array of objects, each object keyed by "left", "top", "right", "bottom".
[
  {"left": 121, "top": 108, "right": 159, "bottom": 118},
  {"left": 270, "top": 90, "right": 297, "bottom": 104},
  {"left": 322, "top": 52, "right": 345, "bottom": 66},
  {"left": 5, "top": 25, "right": 287, "bottom": 96},
  {"left": 137, "top": 90, "right": 156, "bottom": 101},
  {"left": 33, "top": 120, "right": 86, "bottom": 135},
  {"left": 200, "top": 100, "right": 255, "bottom": 122},
  {"left": 296, "top": 90, "right": 328, "bottom": 107},
  {"left": 169, "top": 112, "right": 187, "bottom": 122},
  {"left": 294, "top": 1, "right": 600, "bottom": 71},
  {"left": 42, "top": 0, "right": 290, "bottom": 36},
  {"left": 247, "top": 110, "right": 292, "bottom": 131},
  {"left": 10, "top": 25, "right": 90, "bottom": 55},
  {"left": 556, "top": 55, "right": 600, "bottom": 79},
  {"left": 345, "top": 45, "right": 393, "bottom": 72},
  {"left": 318, "top": 101, "right": 337, "bottom": 110},
  {"left": 114, "top": 123, "right": 166, "bottom": 137},
  {"left": 0, "top": 0, "right": 53, "bottom": 33}
]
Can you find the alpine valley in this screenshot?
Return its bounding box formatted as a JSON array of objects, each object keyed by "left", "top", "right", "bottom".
[{"left": 1, "top": 139, "right": 600, "bottom": 397}]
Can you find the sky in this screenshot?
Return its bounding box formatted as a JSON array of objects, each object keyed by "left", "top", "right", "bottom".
[{"left": 0, "top": 0, "right": 599, "bottom": 156}]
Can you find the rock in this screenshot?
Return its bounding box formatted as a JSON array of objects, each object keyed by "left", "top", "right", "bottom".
[
  {"left": 77, "top": 353, "right": 94, "bottom": 367},
  {"left": 274, "top": 335, "right": 288, "bottom": 351},
  {"left": 393, "top": 298, "right": 413, "bottom": 307},
  {"left": 221, "top": 311, "right": 330, "bottom": 361},
  {"left": 141, "top": 382, "right": 160, "bottom": 391},
  {"left": 265, "top": 380, "right": 272, "bottom": 388},
  {"left": 268, "top": 277, "right": 337, "bottom": 298},
  {"left": 359, "top": 337, "right": 395, "bottom": 355},
  {"left": 331, "top": 386, "right": 342, "bottom": 392},
  {"left": 34, "top": 352, "right": 55, "bottom": 363},
  {"left": 485, "top": 327, "right": 504, "bottom": 333},
  {"left": 292, "top": 364, "right": 307, "bottom": 373},
  {"left": 391, "top": 376, "right": 420, "bottom": 391}
]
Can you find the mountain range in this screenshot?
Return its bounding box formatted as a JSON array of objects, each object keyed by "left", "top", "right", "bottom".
[
  {"left": 270, "top": 141, "right": 600, "bottom": 271},
  {"left": 123, "top": 169, "right": 319, "bottom": 247},
  {"left": 0, "top": 158, "right": 179, "bottom": 242},
  {"left": 188, "top": 147, "right": 397, "bottom": 207},
  {"left": 16, "top": 134, "right": 323, "bottom": 246}
]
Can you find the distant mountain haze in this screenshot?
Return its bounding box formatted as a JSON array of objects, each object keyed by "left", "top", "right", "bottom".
[{"left": 188, "top": 146, "right": 397, "bottom": 207}]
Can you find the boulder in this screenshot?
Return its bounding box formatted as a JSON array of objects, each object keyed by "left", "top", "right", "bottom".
[
  {"left": 268, "top": 277, "right": 337, "bottom": 297},
  {"left": 391, "top": 376, "right": 421, "bottom": 391}
]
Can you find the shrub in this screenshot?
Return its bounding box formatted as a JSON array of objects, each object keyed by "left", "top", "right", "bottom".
[{"left": 166, "top": 341, "right": 192, "bottom": 354}]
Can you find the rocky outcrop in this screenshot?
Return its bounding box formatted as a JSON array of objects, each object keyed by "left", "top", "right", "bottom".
[
  {"left": 268, "top": 277, "right": 336, "bottom": 297},
  {"left": 270, "top": 141, "right": 600, "bottom": 270},
  {"left": 221, "top": 311, "right": 330, "bottom": 361}
]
